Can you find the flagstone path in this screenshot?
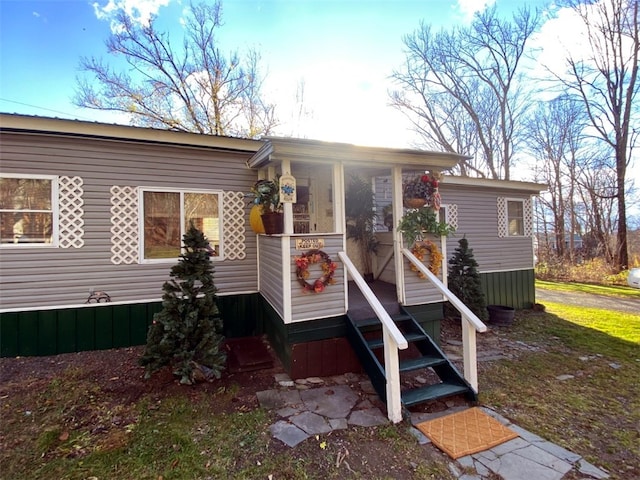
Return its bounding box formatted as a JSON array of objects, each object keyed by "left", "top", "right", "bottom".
[{"left": 257, "top": 372, "right": 611, "bottom": 480}]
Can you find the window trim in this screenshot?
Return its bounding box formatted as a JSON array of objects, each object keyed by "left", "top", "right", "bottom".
[
  {"left": 0, "top": 173, "right": 59, "bottom": 248},
  {"left": 138, "top": 187, "right": 224, "bottom": 263},
  {"left": 505, "top": 197, "right": 525, "bottom": 237}
]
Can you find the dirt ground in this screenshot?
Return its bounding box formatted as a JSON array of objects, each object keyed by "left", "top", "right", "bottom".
[{"left": 1, "top": 313, "right": 633, "bottom": 479}]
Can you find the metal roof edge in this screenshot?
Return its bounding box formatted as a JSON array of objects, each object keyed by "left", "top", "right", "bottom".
[
  {"left": 442, "top": 175, "right": 548, "bottom": 193},
  {"left": 0, "top": 113, "right": 264, "bottom": 153}
]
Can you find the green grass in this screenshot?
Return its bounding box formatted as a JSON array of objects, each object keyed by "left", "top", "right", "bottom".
[
  {"left": 0, "top": 375, "right": 456, "bottom": 480},
  {"left": 480, "top": 304, "right": 640, "bottom": 479},
  {"left": 536, "top": 279, "right": 640, "bottom": 298}
]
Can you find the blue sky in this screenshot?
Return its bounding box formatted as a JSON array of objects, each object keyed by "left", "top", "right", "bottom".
[{"left": 0, "top": 0, "right": 552, "bottom": 148}]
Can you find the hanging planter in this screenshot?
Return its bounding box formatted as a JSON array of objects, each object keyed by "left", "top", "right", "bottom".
[
  {"left": 403, "top": 197, "right": 427, "bottom": 209},
  {"left": 402, "top": 173, "right": 440, "bottom": 209}
]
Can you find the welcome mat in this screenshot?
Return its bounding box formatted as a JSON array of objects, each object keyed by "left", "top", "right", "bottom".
[
  {"left": 416, "top": 407, "right": 519, "bottom": 459},
  {"left": 225, "top": 336, "right": 274, "bottom": 373}
]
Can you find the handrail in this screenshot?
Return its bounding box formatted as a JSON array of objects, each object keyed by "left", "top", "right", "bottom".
[
  {"left": 338, "top": 251, "right": 407, "bottom": 423},
  {"left": 402, "top": 248, "right": 487, "bottom": 333},
  {"left": 402, "top": 247, "right": 487, "bottom": 392}
]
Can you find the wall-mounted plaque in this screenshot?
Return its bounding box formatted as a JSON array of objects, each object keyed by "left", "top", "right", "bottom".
[{"left": 295, "top": 238, "right": 325, "bottom": 250}]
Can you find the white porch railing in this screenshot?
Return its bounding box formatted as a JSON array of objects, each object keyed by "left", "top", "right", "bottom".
[
  {"left": 338, "top": 251, "right": 408, "bottom": 423},
  {"left": 402, "top": 248, "right": 487, "bottom": 392}
]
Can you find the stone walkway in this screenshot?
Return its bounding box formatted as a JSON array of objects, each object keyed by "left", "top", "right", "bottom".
[{"left": 257, "top": 372, "right": 610, "bottom": 480}]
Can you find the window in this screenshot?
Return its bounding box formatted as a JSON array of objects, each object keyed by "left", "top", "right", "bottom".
[
  {"left": 0, "top": 175, "right": 57, "bottom": 246},
  {"left": 141, "top": 189, "right": 222, "bottom": 261},
  {"left": 507, "top": 200, "right": 524, "bottom": 236}
]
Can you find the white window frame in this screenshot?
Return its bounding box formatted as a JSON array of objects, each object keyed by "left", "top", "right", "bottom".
[
  {"left": 138, "top": 187, "right": 224, "bottom": 263},
  {"left": 505, "top": 198, "right": 525, "bottom": 237},
  {"left": 0, "top": 173, "right": 59, "bottom": 248}
]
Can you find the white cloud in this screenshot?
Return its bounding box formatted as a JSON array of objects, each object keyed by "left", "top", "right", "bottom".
[
  {"left": 456, "top": 0, "right": 495, "bottom": 22},
  {"left": 92, "top": 0, "right": 170, "bottom": 31}
]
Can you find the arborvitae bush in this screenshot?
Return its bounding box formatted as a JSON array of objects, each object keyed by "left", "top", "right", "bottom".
[
  {"left": 139, "top": 224, "right": 226, "bottom": 384},
  {"left": 447, "top": 237, "right": 487, "bottom": 320}
]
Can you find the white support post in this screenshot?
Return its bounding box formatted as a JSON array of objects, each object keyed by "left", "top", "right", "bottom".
[
  {"left": 391, "top": 165, "right": 405, "bottom": 304},
  {"left": 281, "top": 160, "right": 293, "bottom": 235},
  {"left": 383, "top": 328, "right": 403, "bottom": 423},
  {"left": 461, "top": 318, "right": 479, "bottom": 392},
  {"left": 332, "top": 163, "right": 345, "bottom": 233}
]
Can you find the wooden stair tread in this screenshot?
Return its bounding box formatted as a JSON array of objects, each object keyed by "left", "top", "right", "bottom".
[
  {"left": 401, "top": 382, "right": 470, "bottom": 406},
  {"left": 399, "top": 356, "right": 446, "bottom": 372},
  {"left": 367, "top": 332, "right": 426, "bottom": 349}
]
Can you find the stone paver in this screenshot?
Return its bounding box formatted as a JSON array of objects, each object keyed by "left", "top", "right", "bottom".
[
  {"left": 269, "top": 420, "right": 309, "bottom": 448},
  {"left": 259, "top": 374, "right": 611, "bottom": 480},
  {"left": 300, "top": 385, "right": 358, "bottom": 418},
  {"left": 348, "top": 408, "right": 389, "bottom": 427},
  {"left": 290, "top": 411, "right": 332, "bottom": 435}
]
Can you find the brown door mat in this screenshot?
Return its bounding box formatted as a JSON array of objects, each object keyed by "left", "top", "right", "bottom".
[
  {"left": 225, "top": 336, "right": 274, "bottom": 373},
  {"left": 416, "top": 407, "right": 519, "bottom": 459}
]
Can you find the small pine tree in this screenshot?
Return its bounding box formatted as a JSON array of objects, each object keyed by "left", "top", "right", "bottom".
[
  {"left": 139, "top": 224, "right": 226, "bottom": 384},
  {"left": 447, "top": 237, "right": 487, "bottom": 320}
]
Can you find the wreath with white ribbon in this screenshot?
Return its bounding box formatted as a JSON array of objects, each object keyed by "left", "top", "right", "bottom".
[{"left": 294, "top": 249, "right": 338, "bottom": 293}]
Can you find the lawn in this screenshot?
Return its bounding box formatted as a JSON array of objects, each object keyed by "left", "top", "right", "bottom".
[
  {"left": 536, "top": 279, "right": 640, "bottom": 298},
  {"left": 1, "top": 299, "right": 638, "bottom": 479},
  {"left": 478, "top": 302, "right": 640, "bottom": 479}
]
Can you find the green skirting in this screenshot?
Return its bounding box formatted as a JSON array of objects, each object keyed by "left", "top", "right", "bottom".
[{"left": 0, "top": 293, "right": 263, "bottom": 358}]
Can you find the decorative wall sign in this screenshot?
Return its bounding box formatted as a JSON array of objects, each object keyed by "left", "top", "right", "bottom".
[
  {"left": 295, "top": 238, "right": 325, "bottom": 250},
  {"left": 279, "top": 172, "right": 297, "bottom": 203}
]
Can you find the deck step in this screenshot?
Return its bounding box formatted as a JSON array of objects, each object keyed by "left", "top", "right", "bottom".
[
  {"left": 399, "top": 356, "right": 446, "bottom": 372},
  {"left": 367, "top": 332, "right": 426, "bottom": 349},
  {"left": 401, "top": 382, "right": 470, "bottom": 407}
]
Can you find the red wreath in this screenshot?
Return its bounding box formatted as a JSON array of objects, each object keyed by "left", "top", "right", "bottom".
[{"left": 294, "top": 249, "right": 338, "bottom": 293}]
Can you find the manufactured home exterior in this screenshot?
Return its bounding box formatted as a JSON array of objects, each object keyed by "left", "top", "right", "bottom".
[{"left": 1, "top": 115, "right": 543, "bottom": 384}]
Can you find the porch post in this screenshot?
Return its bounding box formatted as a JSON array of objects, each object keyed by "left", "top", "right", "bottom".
[
  {"left": 391, "top": 166, "right": 405, "bottom": 304},
  {"left": 281, "top": 160, "right": 294, "bottom": 235},
  {"left": 332, "top": 163, "right": 345, "bottom": 233}
]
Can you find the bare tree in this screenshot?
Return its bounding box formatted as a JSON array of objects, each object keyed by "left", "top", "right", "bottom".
[
  {"left": 391, "top": 7, "right": 540, "bottom": 179},
  {"left": 527, "top": 95, "right": 587, "bottom": 261},
  {"left": 553, "top": 0, "right": 639, "bottom": 270},
  {"left": 75, "top": 1, "right": 277, "bottom": 139}
]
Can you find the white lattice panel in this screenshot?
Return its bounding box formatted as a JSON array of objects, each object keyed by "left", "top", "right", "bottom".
[
  {"left": 497, "top": 197, "right": 508, "bottom": 237},
  {"left": 58, "top": 176, "right": 85, "bottom": 248},
  {"left": 524, "top": 197, "right": 533, "bottom": 237},
  {"left": 110, "top": 186, "right": 139, "bottom": 264},
  {"left": 223, "top": 191, "right": 246, "bottom": 260},
  {"left": 445, "top": 204, "right": 458, "bottom": 230}
]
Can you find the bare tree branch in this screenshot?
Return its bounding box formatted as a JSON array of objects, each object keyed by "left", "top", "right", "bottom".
[
  {"left": 74, "top": 1, "right": 277, "bottom": 138},
  {"left": 390, "top": 6, "right": 540, "bottom": 179}
]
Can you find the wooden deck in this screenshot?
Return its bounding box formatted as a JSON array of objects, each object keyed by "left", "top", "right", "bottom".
[{"left": 347, "top": 280, "right": 400, "bottom": 321}]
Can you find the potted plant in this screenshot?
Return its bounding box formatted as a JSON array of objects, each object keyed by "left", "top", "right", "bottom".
[
  {"left": 397, "top": 206, "right": 453, "bottom": 247},
  {"left": 402, "top": 172, "right": 441, "bottom": 209},
  {"left": 251, "top": 178, "right": 283, "bottom": 234},
  {"left": 345, "top": 175, "right": 378, "bottom": 281}
]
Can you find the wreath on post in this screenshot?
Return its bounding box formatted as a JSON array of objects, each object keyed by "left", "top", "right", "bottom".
[
  {"left": 410, "top": 240, "right": 443, "bottom": 278},
  {"left": 294, "top": 249, "right": 338, "bottom": 293}
]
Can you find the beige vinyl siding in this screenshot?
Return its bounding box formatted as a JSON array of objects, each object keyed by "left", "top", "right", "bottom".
[
  {"left": 257, "top": 235, "right": 286, "bottom": 315},
  {"left": 440, "top": 184, "right": 534, "bottom": 272},
  {"left": 403, "top": 235, "right": 445, "bottom": 306},
  {"left": 289, "top": 235, "right": 345, "bottom": 322},
  {"left": 0, "top": 132, "right": 259, "bottom": 310}
]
